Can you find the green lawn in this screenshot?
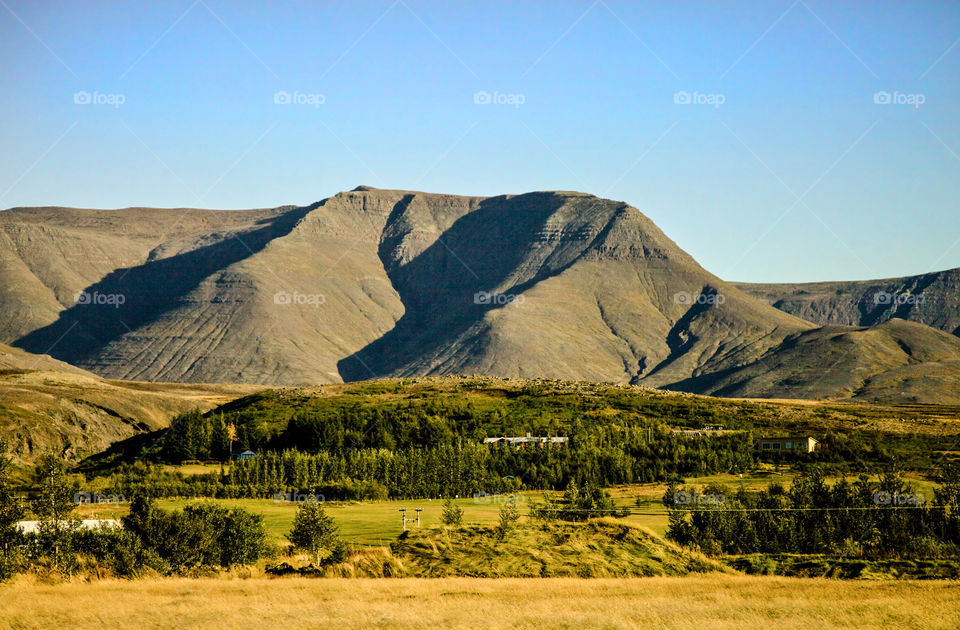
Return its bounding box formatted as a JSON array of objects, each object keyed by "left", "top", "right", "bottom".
[
  {"left": 162, "top": 463, "right": 226, "bottom": 476},
  {"left": 154, "top": 495, "right": 525, "bottom": 546},
  {"left": 70, "top": 469, "right": 937, "bottom": 546}
]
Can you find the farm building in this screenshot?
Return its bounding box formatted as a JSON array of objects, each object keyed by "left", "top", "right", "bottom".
[
  {"left": 756, "top": 436, "right": 818, "bottom": 453},
  {"left": 671, "top": 426, "right": 736, "bottom": 437},
  {"left": 483, "top": 433, "right": 569, "bottom": 448},
  {"left": 16, "top": 519, "right": 121, "bottom": 534}
]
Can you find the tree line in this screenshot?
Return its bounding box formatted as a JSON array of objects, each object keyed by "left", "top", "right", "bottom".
[
  {"left": 104, "top": 428, "right": 754, "bottom": 500},
  {"left": 665, "top": 466, "right": 960, "bottom": 559}
]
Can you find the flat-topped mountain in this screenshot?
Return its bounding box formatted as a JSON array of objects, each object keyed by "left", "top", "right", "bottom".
[{"left": 2, "top": 187, "right": 957, "bottom": 403}]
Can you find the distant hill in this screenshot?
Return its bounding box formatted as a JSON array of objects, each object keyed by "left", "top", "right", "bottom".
[
  {"left": 735, "top": 268, "right": 960, "bottom": 337},
  {"left": 2, "top": 187, "right": 958, "bottom": 403},
  {"left": 0, "top": 342, "right": 92, "bottom": 375},
  {"left": 0, "top": 345, "right": 259, "bottom": 463},
  {"left": 666, "top": 319, "right": 960, "bottom": 403}
]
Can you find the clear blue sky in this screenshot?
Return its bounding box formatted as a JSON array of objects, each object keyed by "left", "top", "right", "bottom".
[{"left": 1, "top": 0, "right": 957, "bottom": 282}]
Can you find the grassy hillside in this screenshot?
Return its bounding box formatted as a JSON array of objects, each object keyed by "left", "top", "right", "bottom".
[
  {"left": 82, "top": 376, "right": 960, "bottom": 487},
  {"left": 0, "top": 369, "right": 259, "bottom": 464},
  {"left": 180, "top": 375, "right": 960, "bottom": 439},
  {"left": 385, "top": 519, "right": 727, "bottom": 577}
]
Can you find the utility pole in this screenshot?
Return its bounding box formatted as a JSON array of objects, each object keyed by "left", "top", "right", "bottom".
[
  {"left": 399, "top": 507, "right": 407, "bottom": 530},
  {"left": 415, "top": 508, "right": 422, "bottom": 528}
]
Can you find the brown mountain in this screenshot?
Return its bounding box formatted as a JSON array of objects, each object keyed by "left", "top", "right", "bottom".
[
  {"left": 735, "top": 268, "right": 960, "bottom": 337},
  {"left": 2, "top": 187, "right": 957, "bottom": 403},
  {"left": 665, "top": 319, "right": 960, "bottom": 404}
]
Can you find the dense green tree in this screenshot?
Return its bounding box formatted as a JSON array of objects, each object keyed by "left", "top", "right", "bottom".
[
  {"left": 0, "top": 440, "right": 24, "bottom": 580},
  {"left": 287, "top": 503, "right": 344, "bottom": 565},
  {"left": 532, "top": 481, "right": 626, "bottom": 521},
  {"left": 33, "top": 455, "right": 80, "bottom": 573},
  {"left": 665, "top": 468, "right": 960, "bottom": 559}
]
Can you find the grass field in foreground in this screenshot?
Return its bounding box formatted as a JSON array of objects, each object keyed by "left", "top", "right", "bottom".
[{"left": 3, "top": 575, "right": 959, "bottom": 630}]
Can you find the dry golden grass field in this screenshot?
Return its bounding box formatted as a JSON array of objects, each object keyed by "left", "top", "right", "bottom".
[{"left": 2, "top": 575, "right": 959, "bottom": 630}]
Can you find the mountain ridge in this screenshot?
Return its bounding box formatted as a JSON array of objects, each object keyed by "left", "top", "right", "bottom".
[
  {"left": 735, "top": 267, "right": 960, "bottom": 337},
  {"left": 2, "top": 187, "right": 957, "bottom": 403}
]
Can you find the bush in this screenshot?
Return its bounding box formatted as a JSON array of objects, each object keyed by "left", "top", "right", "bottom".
[
  {"left": 532, "top": 482, "right": 627, "bottom": 522},
  {"left": 122, "top": 497, "right": 267, "bottom": 572},
  {"left": 496, "top": 502, "right": 521, "bottom": 540}
]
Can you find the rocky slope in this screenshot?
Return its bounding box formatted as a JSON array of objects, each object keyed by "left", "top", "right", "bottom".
[{"left": 735, "top": 268, "right": 960, "bottom": 337}]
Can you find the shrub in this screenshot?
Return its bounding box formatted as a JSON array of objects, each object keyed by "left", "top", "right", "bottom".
[
  {"left": 122, "top": 497, "right": 267, "bottom": 572},
  {"left": 532, "top": 481, "right": 627, "bottom": 522},
  {"left": 495, "top": 502, "right": 521, "bottom": 540}
]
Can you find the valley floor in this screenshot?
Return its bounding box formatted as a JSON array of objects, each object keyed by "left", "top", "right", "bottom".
[{"left": 2, "top": 575, "right": 958, "bottom": 630}]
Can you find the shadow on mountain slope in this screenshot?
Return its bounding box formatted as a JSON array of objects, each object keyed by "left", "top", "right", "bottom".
[
  {"left": 14, "top": 204, "right": 315, "bottom": 364},
  {"left": 339, "top": 192, "right": 603, "bottom": 379}
]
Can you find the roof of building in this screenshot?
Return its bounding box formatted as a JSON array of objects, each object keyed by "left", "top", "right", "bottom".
[{"left": 483, "top": 435, "right": 568, "bottom": 444}]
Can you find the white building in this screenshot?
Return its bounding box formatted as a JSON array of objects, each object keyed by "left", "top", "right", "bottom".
[
  {"left": 15, "top": 519, "right": 122, "bottom": 534},
  {"left": 483, "top": 433, "right": 568, "bottom": 448}
]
